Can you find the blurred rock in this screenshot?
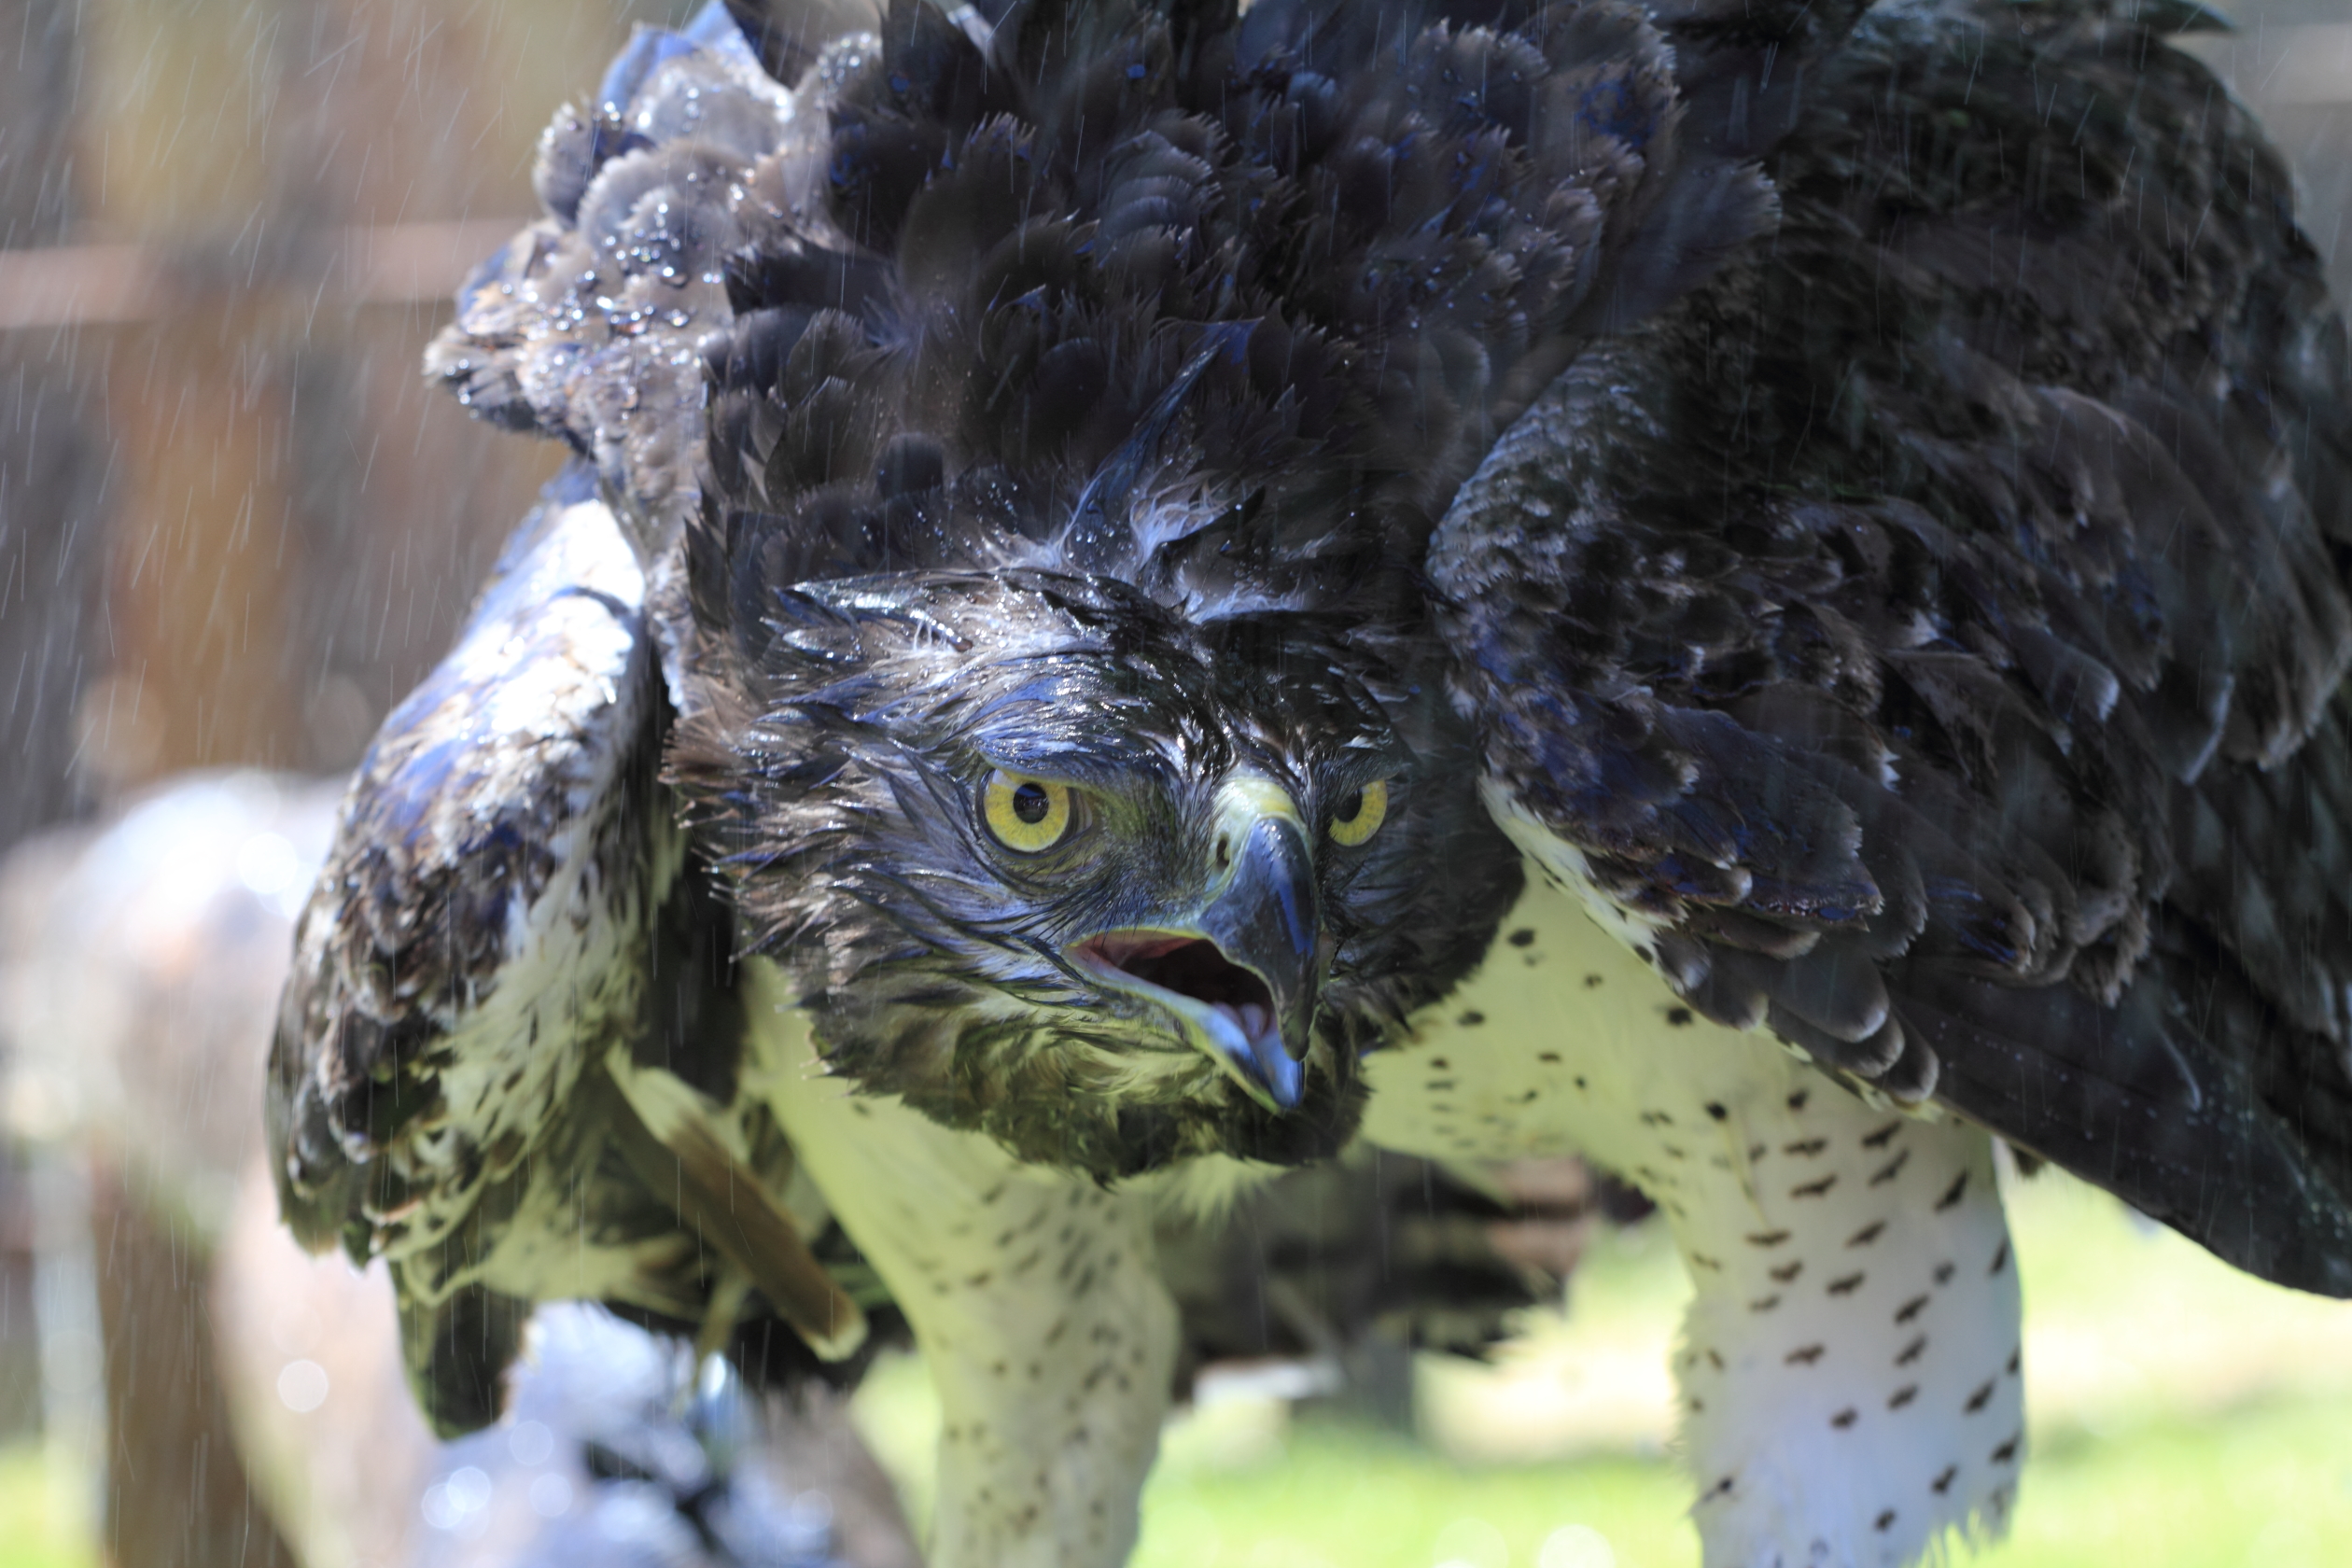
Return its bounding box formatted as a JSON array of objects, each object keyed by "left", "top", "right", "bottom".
[
  {"left": 215, "top": 1177, "right": 914, "bottom": 1568},
  {"left": 0, "top": 771, "right": 919, "bottom": 1568},
  {"left": 1, "top": 771, "right": 338, "bottom": 1232}
]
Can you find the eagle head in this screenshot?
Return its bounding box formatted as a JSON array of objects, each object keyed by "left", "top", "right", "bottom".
[{"left": 671, "top": 566, "right": 1519, "bottom": 1177}]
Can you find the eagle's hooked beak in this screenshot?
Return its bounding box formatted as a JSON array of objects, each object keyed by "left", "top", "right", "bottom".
[{"left": 1071, "top": 776, "right": 1324, "bottom": 1113}]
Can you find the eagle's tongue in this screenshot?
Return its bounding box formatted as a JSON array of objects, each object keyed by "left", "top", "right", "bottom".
[{"left": 1214, "top": 1000, "right": 1298, "bottom": 1108}]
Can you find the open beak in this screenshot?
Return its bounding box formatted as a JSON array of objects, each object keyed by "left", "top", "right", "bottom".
[{"left": 1070, "top": 777, "right": 1323, "bottom": 1113}]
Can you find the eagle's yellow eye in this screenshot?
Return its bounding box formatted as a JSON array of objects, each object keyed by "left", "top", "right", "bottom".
[
  {"left": 1328, "top": 778, "right": 1389, "bottom": 847},
  {"left": 982, "top": 771, "right": 1075, "bottom": 852}
]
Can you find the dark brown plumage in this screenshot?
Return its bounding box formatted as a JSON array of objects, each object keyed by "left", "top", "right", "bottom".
[{"left": 1430, "top": 0, "right": 2352, "bottom": 1293}]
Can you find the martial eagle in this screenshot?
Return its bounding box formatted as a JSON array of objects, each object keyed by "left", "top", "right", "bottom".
[{"left": 270, "top": 2, "right": 2352, "bottom": 1566}]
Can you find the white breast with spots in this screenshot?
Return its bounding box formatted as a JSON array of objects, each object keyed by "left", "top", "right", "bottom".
[
  {"left": 1361, "top": 869, "right": 2023, "bottom": 1568},
  {"left": 738, "top": 963, "right": 1179, "bottom": 1568}
]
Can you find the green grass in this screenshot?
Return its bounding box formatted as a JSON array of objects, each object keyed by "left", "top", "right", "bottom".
[
  {"left": 0, "top": 1445, "right": 95, "bottom": 1568},
  {"left": 1133, "top": 1420, "right": 1694, "bottom": 1568},
  {"left": 1108, "top": 1393, "right": 2352, "bottom": 1568},
  {"left": 1992, "top": 1399, "right": 2352, "bottom": 1568}
]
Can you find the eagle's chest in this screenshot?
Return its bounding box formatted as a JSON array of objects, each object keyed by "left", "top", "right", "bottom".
[
  {"left": 1359, "top": 867, "right": 1793, "bottom": 1177},
  {"left": 1357, "top": 868, "right": 2009, "bottom": 1323}
]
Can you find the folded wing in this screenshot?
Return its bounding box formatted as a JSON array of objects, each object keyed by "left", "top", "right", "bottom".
[{"left": 1434, "top": 0, "right": 2352, "bottom": 1293}]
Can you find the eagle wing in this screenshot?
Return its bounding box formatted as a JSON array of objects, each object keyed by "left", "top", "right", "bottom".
[
  {"left": 272, "top": 0, "right": 902, "bottom": 1430},
  {"left": 266, "top": 471, "right": 689, "bottom": 1421},
  {"left": 271, "top": 469, "right": 875, "bottom": 1431},
  {"left": 1432, "top": 0, "right": 2352, "bottom": 1293}
]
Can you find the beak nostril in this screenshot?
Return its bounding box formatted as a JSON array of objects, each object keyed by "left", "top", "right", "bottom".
[{"left": 1214, "top": 833, "right": 1232, "bottom": 870}]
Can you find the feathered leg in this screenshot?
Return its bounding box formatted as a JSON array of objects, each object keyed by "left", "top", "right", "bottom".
[
  {"left": 1670, "top": 1078, "right": 2020, "bottom": 1568},
  {"left": 741, "top": 959, "right": 1178, "bottom": 1568},
  {"left": 1362, "top": 871, "right": 2023, "bottom": 1568}
]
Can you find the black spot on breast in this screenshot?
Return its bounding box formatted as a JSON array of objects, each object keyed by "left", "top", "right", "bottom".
[
  {"left": 1688, "top": 1253, "right": 1724, "bottom": 1272},
  {"left": 1934, "top": 1170, "right": 1970, "bottom": 1211},
  {"left": 1574, "top": 1076, "right": 1588, "bottom": 1089},
  {"left": 1667, "top": 1006, "right": 1694, "bottom": 1027},
  {"left": 1508, "top": 929, "right": 1536, "bottom": 947},
  {"left": 1874, "top": 1510, "right": 1897, "bottom": 1532},
  {"left": 1631, "top": 945, "right": 1652, "bottom": 964},
  {"left": 1538, "top": 1051, "right": 1562, "bottom": 1063},
  {"left": 1770, "top": 1261, "right": 1803, "bottom": 1283},
  {"left": 1990, "top": 1240, "right": 2011, "bottom": 1275},
  {"left": 1965, "top": 1380, "right": 1995, "bottom": 1414},
  {"left": 1707, "top": 1349, "right": 1725, "bottom": 1370},
  {"left": 1847, "top": 1221, "right": 1885, "bottom": 1248},
  {"left": 1931, "top": 1464, "right": 1958, "bottom": 1494},
  {"left": 1784, "top": 1138, "right": 1827, "bottom": 1157},
  {"left": 1705, "top": 1101, "right": 1728, "bottom": 1120},
  {"left": 1428, "top": 1057, "right": 1450, "bottom": 1070},
  {"left": 1660, "top": 1141, "right": 1685, "bottom": 1156},
  {"left": 1426, "top": 1080, "right": 1456, "bottom": 1092},
  {"left": 2006, "top": 1347, "right": 2022, "bottom": 1376},
  {"left": 1786, "top": 1089, "right": 1810, "bottom": 1112},
  {"left": 1793, "top": 1174, "right": 1839, "bottom": 1198},
  {"left": 1934, "top": 1262, "right": 1955, "bottom": 1286},
  {"left": 1457, "top": 1011, "right": 1487, "bottom": 1026},
  {"left": 1827, "top": 1272, "right": 1865, "bottom": 1295},
  {"left": 1584, "top": 973, "right": 1603, "bottom": 987},
  {"left": 1746, "top": 1229, "right": 1791, "bottom": 1248},
  {"left": 1869, "top": 1148, "right": 1911, "bottom": 1186},
  {"left": 1888, "top": 1384, "right": 1917, "bottom": 1410},
  {"left": 1641, "top": 1109, "right": 1674, "bottom": 1127},
  {"left": 1750, "top": 1295, "right": 1782, "bottom": 1312},
  {"left": 1990, "top": 1435, "right": 2020, "bottom": 1465},
  {"left": 1830, "top": 1408, "right": 1857, "bottom": 1429},
  {"left": 1707, "top": 1475, "right": 1735, "bottom": 1499},
  {"left": 1895, "top": 1295, "right": 1929, "bottom": 1324},
  {"left": 485, "top": 1127, "right": 525, "bottom": 1169},
  {"left": 1861, "top": 1120, "right": 1903, "bottom": 1149},
  {"left": 1896, "top": 1335, "right": 1926, "bottom": 1366},
  {"left": 1785, "top": 1343, "right": 1826, "bottom": 1365}
]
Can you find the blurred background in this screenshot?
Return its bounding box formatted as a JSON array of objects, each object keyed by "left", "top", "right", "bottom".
[{"left": 0, "top": 1, "right": 2347, "bottom": 1566}]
